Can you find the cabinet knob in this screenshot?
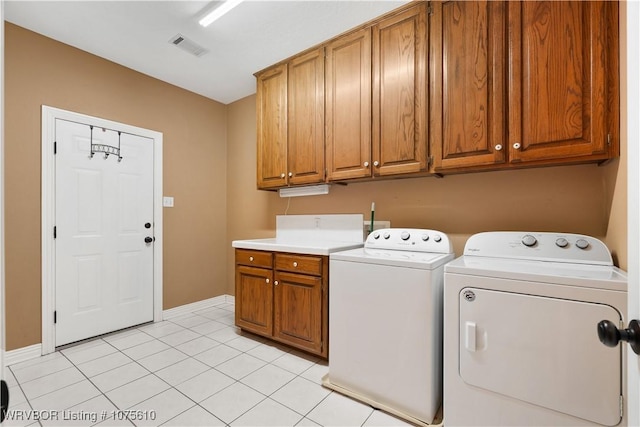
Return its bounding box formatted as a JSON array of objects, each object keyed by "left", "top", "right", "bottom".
[
  {"left": 265, "top": 278, "right": 270, "bottom": 284},
  {"left": 373, "top": 161, "right": 380, "bottom": 167},
  {"left": 249, "top": 256, "right": 254, "bottom": 262},
  {"left": 274, "top": 280, "right": 279, "bottom": 286},
  {"left": 288, "top": 172, "right": 293, "bottom": 177},
  {"left": 280, "top": 173, "right": 285, "bottom": 179},
  {"left": 293, "top": 262, "right": 298, "bottom": 267},
  {"left": 513, "top": 142, "right": 521, "bottom": 150},
  {"left": 495, "top": 144, "right": 503, "bottom": 151},
  {"left": 364, "top": 161, "right": 369, "bottom": 167}
]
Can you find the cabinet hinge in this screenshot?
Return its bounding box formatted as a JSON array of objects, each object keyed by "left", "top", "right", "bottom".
[
  {"left": 427, "top": 4, "right": 434, "bottom": 15},
  {"left": 54, "top": 141, "right": 57, "bottom": 155},
  {"left": 54, "top": 310, "right": 57, "bottom": 324},
  {"left": 428, "top": 155, "right": 434, "bottom": 166},
  {"left": 53, "top": 226, "right": 57, "bottom": 239},
  {"left": 607, "top": 133, "right": 612, "bottom": 146}
]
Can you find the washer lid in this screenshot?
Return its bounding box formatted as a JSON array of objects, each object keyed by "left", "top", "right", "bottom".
[
  {"left": 445, "top": 256, "right": 627, "bottom": 291},
  {"left": 331, "top": 247, "right": 455, "bottom": 270}
]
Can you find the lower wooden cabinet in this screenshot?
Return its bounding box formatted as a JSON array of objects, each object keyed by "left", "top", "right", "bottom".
[{"left": 234, "top": 249, "right": 329, "bottom": 358}]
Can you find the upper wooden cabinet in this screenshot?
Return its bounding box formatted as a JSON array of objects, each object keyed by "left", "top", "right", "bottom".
[
  {"left": 256, "top": 64, "right": 288, "bottom": 189},
  {"left": 257, "top": 1, "right": 619, "bottom": 184},
  {"left": 431, "top": 0, "right": 619, "bottom": 172},
  {"left": 288, "top": 48, "right": 325, "bottom": 185},
  {"left": 372, "top": 4, "right": 429, "bottom": 176},
  {"left": 326, "top": 4, "right": 429, "bottom": 181},
  {"left": 325, "top": 27, "right": 372, "bottom": 181},
  {"left": 507, "top": 1, "right": 616, "bottom": 164},
  {"left": 430, "top": 1, "right": 508, "bottom": 170},
  {"left": 256, "top": 48, "right": 325, "bottom": 189}
]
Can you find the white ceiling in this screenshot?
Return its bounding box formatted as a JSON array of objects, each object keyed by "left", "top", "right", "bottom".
[{"left": 4, "top": 0, "right": 409, "bottom": 104}]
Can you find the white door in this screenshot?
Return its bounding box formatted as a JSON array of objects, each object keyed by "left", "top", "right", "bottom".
[{"left": 54, "top": 119, "right": 154, "bottom": 346}]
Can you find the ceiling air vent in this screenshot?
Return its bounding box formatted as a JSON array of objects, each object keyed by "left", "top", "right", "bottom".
[{"left": 169, "top": 34, "right": 209, "bottom": 57}]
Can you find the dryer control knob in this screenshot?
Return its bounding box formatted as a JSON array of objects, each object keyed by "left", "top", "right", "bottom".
[
  {"left": 576, "top": 239, "right": 590, "bottom": 250},
  {"left": 597, "top": 319, "right": 640, "bottom": 355},
  {"left": 383, "top": 232, "right": 391, "bottom": 240},
  {"left": 422, "top": 234, "right": 430, "bottom": 241},
  {"left": 373, "top": 232, "right": 380, "bottom": 239},
  {"left": 555, "top": 238, "right": 569, "bottom": 248},
  {"left": 522, "top": 234, "right": 537, "bottom": 247},
  {"left": 401, "top": 231, "right": 410, "bottom": 241},
  {"left": 434, "top": 235, "right": 442, "bottom": 243}
]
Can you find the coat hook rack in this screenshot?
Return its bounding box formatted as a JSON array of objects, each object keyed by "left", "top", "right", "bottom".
[{"left": 89, "top": 125, "right": 123, "bottom": 162}]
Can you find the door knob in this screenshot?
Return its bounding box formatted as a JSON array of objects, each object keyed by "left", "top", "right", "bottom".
[
  {"left": 144, "top": 236, "right": 153, "bottom": 244},
  {"left": 597, "top": 319, "right": 640, "bottom": 355},
  {"left": 144, "top": 222, "right": 151, "bottom": 229}
]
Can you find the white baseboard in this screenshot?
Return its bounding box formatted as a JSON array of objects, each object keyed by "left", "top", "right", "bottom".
[
  {"left": 4, "top": 344, "right": 42, "bottom": 367},
  {"left": 162, "top": 295, "right": 232, "bottom": 320}
]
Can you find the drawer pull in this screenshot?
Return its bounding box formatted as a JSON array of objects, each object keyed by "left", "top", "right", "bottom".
[
  {"left": 265, "top": 278, "right": 270, "bottom": 284},
  {"left": 274, "top": 280, "right": 279, "bottom": 286},
  {"left": 249, "top": 256, "right": 254, "bottom": 262},
  {"left": 293, "top": 262, "right": 298, "bottom": 267}
]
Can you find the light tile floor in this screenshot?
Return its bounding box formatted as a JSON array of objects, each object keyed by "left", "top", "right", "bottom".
[{"left": 3, "top": 302, "right": 413, "bottom": 427}]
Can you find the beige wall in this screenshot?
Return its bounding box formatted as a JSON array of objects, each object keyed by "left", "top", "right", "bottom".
[
  {"left": 226, "top": 94, "right": 628, "bottom": 294},
  {"left": 5, "top": 17, "right": 628, "bottom": 352},
  {"left": 4, "top": 24, "right": 228, "bottom": 350}
]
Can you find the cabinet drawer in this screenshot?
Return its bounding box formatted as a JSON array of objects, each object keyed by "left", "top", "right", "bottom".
[
  {"left": 275, "top": 253, "right": 323, "bottom": 276},
  {"left": 236, "top": 249, "right": 273, "bottom": 268}
]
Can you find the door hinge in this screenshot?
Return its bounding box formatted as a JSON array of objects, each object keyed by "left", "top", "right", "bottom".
[
  {"left": 620, "top": 395, "right": 624, "bottom": 418},
  {"left": 607, "top": 133, "right": 612, "bottom": 146},
  {"left": 53, "top": 226, "right": 57, "bottom": 239},
  {"left": 54, "top": 311, "right": 57, "bottom": 324},
  {"left": 54, "top": 141, "right": 57, "bottom": 155}
]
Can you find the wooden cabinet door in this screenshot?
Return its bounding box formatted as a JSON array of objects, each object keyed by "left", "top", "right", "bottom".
[
  {"left": 273, "top": 271, "right": 324, "bottom": 356},
  {"left": 430, "top": 1, "right": 508, "bottom": 171},
  {"left": 508, "top": 1, "right": 611, "bottom": 164},
  {"left": 256, "top": 64, "right": 288, "bottom": 189},
  {"left": 288, "top": 48, "right": 325, "bottom": 185},
  {"left": 235, "top": 265, "right": 273, "bottom": 336},
  {"left": 373, "top": 4, "right": 428, "bottom": 176},
  {"left": 326, "top": 27, "right": 372, "bottom": 181}
]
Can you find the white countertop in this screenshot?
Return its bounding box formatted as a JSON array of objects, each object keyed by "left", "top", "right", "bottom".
[
  {"left": 232, "top": 238, "right": 363, "bottom": 256},
  {"left": 232, "top": 214, "right": 365, "bottom": 256}
]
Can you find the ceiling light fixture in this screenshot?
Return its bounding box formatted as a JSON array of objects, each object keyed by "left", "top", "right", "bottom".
[{"left": 199, "top": 0, "right": 244, "bottom": 27}]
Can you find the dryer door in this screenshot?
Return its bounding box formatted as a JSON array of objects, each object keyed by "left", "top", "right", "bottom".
[{"left": 459, "top": 287, "right": 622, "bottom": 426}]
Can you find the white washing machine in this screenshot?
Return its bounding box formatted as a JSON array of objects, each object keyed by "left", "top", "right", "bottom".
[
  {"left": 325, "top": 228, "right": 455, "bottom": 426},
  {"left": 444, "top": 231, "right": 628, "bottom": 426}
]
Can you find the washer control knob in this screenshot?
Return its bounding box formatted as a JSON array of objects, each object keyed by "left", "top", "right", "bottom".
[
  {"left": 400, "top": 231, "right": 410, "bottom": 241},
  {"left": 422, "top": 234, "right": 429, "bottom": 241},
  {"left": 383, "top": 232, "right": 391, "bottom": 240},
  {"left": 555, "top": 238, "right": 569, "bottom": 248},
  {"left": 373, "top": 232, "right": 380, "bottom": 239},
  {"left": 576, "top": 238, "right": 590, "bottom": 250},
  {"left": 522, "top": 235, "right": 537, "bottom": 247},
  {"left": 433, "top": 235, "right": 442, "bottom": 243}
]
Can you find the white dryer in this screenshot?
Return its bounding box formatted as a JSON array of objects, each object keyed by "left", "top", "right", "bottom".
[{"left": 443, "top": 232, "right": 627, "bottom": 426}]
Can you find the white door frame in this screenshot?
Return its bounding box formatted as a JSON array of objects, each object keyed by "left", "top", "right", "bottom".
[
  {"left": 41, "top": 106, "right": 163, "bottom": 355},
  {"left": 624, "top": 1, "right": 640, "bottom": 424}
]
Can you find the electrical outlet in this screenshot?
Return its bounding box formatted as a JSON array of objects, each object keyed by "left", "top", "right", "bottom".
[{"left": 163, "top": 197, "right": 174, "bottom": 208}]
